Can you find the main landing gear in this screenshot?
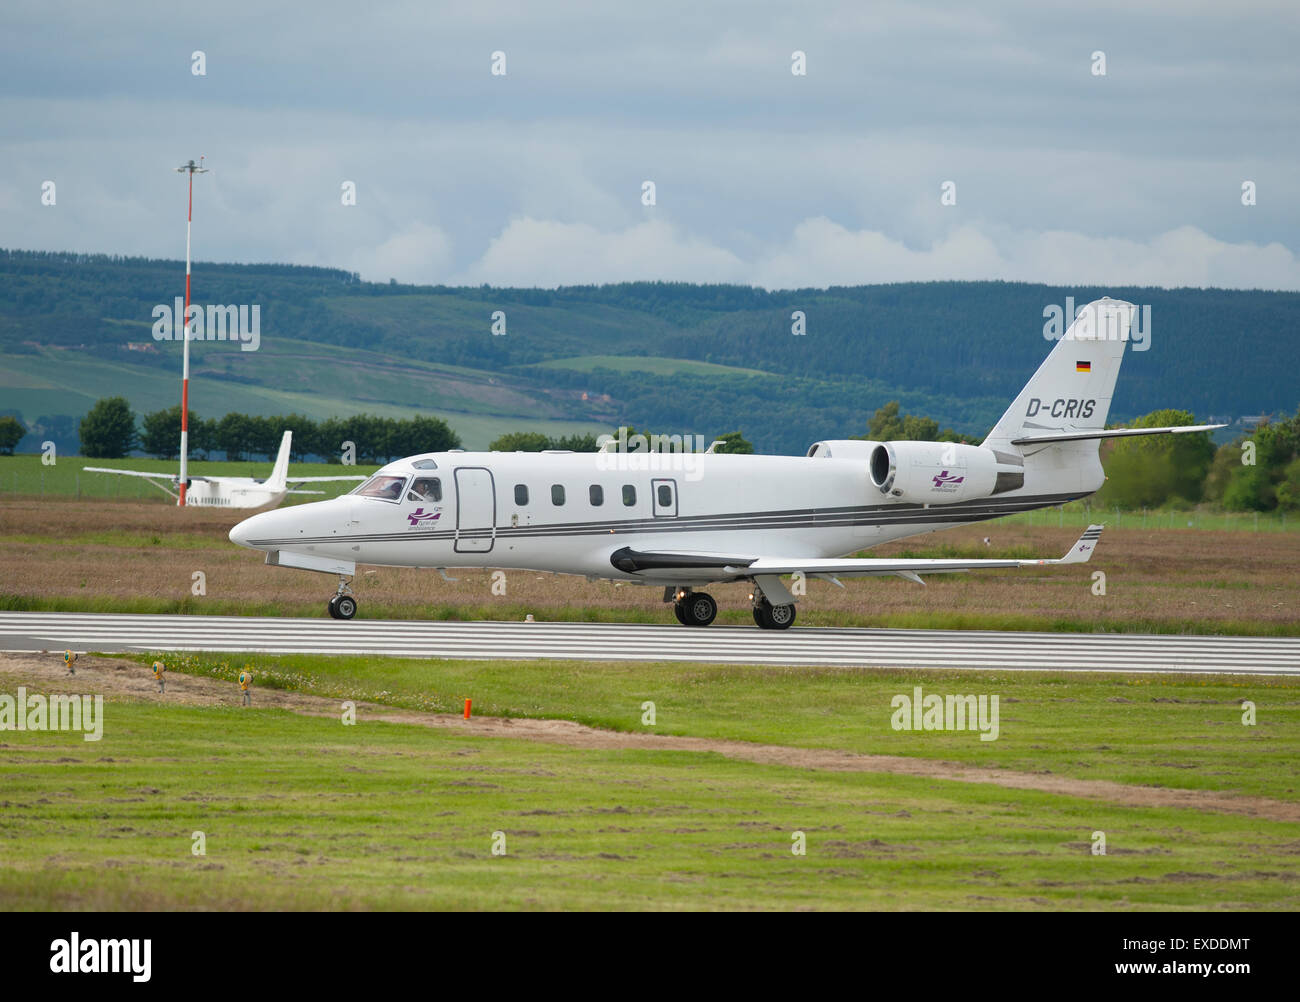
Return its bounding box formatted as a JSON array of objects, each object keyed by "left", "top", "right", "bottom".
[
  {"left": 667, "top": 585, "right": 795, "bottom": 629},
  {"left": 670, "top": 587, "right": 718, "bottom": 627},
  {"left": 752, "top": 598, "right": 796, "bottom": 631},
  {"left": 327, "top": 577, "right": 357, "bottom": 620}
]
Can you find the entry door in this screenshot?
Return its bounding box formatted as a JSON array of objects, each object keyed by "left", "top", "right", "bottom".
[
  {"left": 454, "top": 467, "right": 496, "bottom": 553},
  {"left": 652, "top": 478, "right": 678, "bottom": 517}
]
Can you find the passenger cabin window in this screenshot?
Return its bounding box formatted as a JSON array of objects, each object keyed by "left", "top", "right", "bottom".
[
  {"left": 514, "top": 484, "right": 529, "bottom": 506},
  {"left": 551, "top": 484, "right": 566, "bottom": 506},
  {"left": 657, "top": 484, "right": 673, "bottom": 507},
  {"left": 354, "top": 475, "right": 407, "bottom": 502},
  {"left": 589, "top": 484, "right": 604, "bottom": 506},
  {"left": 407, "top": 477, "right": 442, "bottom": 503},
  {"left": 622, "top": 484, "right": 636, "bottom": 507}
]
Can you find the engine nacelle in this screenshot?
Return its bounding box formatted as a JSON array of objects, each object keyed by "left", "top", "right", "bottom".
[
  {"left": 869, "top": 441, "right": 1023, "bottom": 503},
  {"left": 806, "top": 439, "right": 880, "bottom": 459}
]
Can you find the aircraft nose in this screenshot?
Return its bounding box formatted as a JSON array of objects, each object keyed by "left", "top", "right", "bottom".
[{"left": 229, "top": 511, "right": 271, "bottom": 549}]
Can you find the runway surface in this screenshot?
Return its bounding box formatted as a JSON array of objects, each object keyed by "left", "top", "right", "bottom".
[{"left": 2, "top": 611, "right": 1298, "bottom": 674}]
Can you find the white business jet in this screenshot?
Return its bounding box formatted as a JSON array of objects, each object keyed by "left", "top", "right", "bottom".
[
  {"left": 229, "top": 299, "right": 1222, "bottom": 626},
  {"left": 86, "top": 430, "right": 365, "bottom": 509}
]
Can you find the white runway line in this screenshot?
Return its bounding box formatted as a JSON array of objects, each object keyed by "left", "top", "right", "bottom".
[{"left": 1, "top": 611, "right": 1298, "bottom": 674}]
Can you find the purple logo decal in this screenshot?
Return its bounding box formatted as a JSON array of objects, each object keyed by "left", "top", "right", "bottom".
[
  {"left": 931, "top": 470, "right": 965, "bottom": 491},
  {"left": 406, "top": 507, "right": 442, "bottom": 527}
]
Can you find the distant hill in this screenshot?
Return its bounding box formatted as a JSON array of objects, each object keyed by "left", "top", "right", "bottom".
[{"left": 2, "top": 248, "right": 1296, "bottom": 454}]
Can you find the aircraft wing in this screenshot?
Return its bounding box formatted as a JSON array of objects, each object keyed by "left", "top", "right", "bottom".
[
  {"left": 285, "top": 475, "right": 368, "bottom": 483},
  {"left": 726, "top": 525, "right": 1104, "bottom": 578},
  {"left": 83, "top": 467, "right": 212, "bottom": 482}
]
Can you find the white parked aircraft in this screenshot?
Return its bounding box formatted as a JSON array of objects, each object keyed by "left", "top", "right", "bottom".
[
  {"left": 229, "top": 299, "right": 1223, "bottom": 626},
  {"left": 86, "top": 430, "right": 365, "bottom": 509}
]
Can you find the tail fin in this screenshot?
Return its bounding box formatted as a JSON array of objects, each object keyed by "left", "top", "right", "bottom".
[
  {"left": 267, "top": 430, "right": 292, "bottom": 492},
  {"left": 983, "top": 298, "right": 1135, "bottom": 454}
]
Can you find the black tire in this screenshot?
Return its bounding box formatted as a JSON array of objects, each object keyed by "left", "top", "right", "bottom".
[
  {"left": 766, "top": 602, "right": 796, "bottom": 630},
  {"left": 754, "top": 600, "right": 796, "bottom": 630},
  {"left": 327, "top": 595, "right": 340, "bottom": 619},
  {"left": 684, "top": 592, "right": 717, "bottom": 627},
  {"left": 335, "top": 595, "right": 357, "bottom": 620},
  {"left": 673, "top": 602, "right": 689, "bottom": 625}
]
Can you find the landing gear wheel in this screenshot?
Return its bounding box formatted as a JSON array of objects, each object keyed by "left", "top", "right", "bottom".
[
  {"left": 683, "top": 592, "right": 717, "bottom": 627},
  {"left": 754, "top": 600, "right": 796, "bottom": 630},
  {"left": 766, "top": 602, "right": 795, "bottom": 630},
  {"left": 328, "top": 576, "right": 357, "bottom": 620},
  {"left": 673, "top": 602, "right": 689, "bottom": 625}
]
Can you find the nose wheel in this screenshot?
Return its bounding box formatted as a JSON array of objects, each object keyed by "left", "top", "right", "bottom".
[{"left": 327, "top": 578, "right": 357, "bottom": 620}]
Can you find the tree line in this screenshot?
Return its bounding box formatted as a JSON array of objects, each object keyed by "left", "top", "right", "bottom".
[{"left": 77, "top": 398, "right": 461, "bottom": 463}]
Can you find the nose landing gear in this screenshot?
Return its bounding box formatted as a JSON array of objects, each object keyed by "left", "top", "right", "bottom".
[{"left": 327, "top": 577, "right": 357, "bottom": 620}]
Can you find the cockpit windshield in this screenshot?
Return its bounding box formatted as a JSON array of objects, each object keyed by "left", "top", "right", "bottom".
[{"left": 352, "top": 474, "right": 408, "bottom": 501}]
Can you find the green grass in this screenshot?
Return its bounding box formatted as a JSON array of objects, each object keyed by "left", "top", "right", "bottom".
[
  {"left": 1006, "top": 503, "right": 1297, "bottom": 533},
  {"left": 134, "top": 653, "right": 1300, "bottom": 801},
  {"left": 1, "top": 679, "right": 1296, "bottom": 909},
  {"left": 1, "top": 337, "right": 611, "bottom": 450},
  {"left": 0, "top": 453, "right": 378, "bottom": 504}
]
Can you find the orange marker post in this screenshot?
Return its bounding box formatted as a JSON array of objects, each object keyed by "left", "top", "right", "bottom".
[{"left": 463, "top": 698, "right": 472, "bottom": 720}]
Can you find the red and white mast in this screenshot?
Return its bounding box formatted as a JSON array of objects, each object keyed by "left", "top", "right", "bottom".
[{"left": 174, "top": 157, "right": 207, "bottom": 506}]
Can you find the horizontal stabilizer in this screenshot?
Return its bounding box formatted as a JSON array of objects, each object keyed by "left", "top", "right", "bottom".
[{"left": 1012, "top": 424, "right": 1225, "bottom": 446}]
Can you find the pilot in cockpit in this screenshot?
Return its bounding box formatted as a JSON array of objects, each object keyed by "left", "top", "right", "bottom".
[{"left": 407, "top": 477, "right": 442, "bottom": 503}]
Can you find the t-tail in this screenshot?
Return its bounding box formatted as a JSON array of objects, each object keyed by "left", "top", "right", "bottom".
[
  {"left": 266, "top": 430, "right": 293, "bottom": 494},
  {"left": 981, "top": 298, "right": 1223, "bottom": 500}
]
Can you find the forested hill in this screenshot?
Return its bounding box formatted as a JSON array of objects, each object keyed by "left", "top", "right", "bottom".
[{"left": 2, "top": 248, "right": 1296, "bottom": 454}]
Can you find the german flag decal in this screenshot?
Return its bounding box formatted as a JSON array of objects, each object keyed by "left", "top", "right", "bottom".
[{"left": 1076, "top": 360, "right": 1091, "bottom": 373}]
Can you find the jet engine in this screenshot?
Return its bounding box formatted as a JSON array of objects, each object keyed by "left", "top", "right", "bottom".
[{"left": 869, "top": 441, "right": 1024, "bottom": 503}]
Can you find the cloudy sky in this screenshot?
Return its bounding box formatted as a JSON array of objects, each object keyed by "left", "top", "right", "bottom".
[{"left": 2, "top": 0, "right": 1298, "bottom": 289}]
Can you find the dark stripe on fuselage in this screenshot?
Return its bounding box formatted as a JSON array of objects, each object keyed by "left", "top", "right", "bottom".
[{"left": 245, "top": 491, "right": 1086, "bottom": 548}]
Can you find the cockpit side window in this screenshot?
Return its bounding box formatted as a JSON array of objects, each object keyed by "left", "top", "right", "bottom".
[
  {"left": 407, "top": 477, "right": 442, "bottom": 502},
  {"left": 354, "top": 474, "right": 408, "bottom": 502}
]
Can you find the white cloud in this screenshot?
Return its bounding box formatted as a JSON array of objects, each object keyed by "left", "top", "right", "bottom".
[
  {"left": 347, "top": 222, "right": 453, "bottom": 286},
  {"left": 450, "top": 217, "right": 748, "bottom": 287},
  {"left": 442, "top": 215, "right": 1300, "bottom": 291}
]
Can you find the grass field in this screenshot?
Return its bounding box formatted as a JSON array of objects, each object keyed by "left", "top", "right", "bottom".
[
  {"left": 1, "top": 651, "right": 1296, "bottom": 910},
  {"left": 0, "top": 453, "right": 381, "bottom": 504},
  {"left": 2, "top": 337, "right": 612, "bottom": 450},
  {"left": 531, "top": 354, "right": 770, "bottom": 378},
  {"left": 2, "top": 496, "right": 1297, "bottom": 635}
]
